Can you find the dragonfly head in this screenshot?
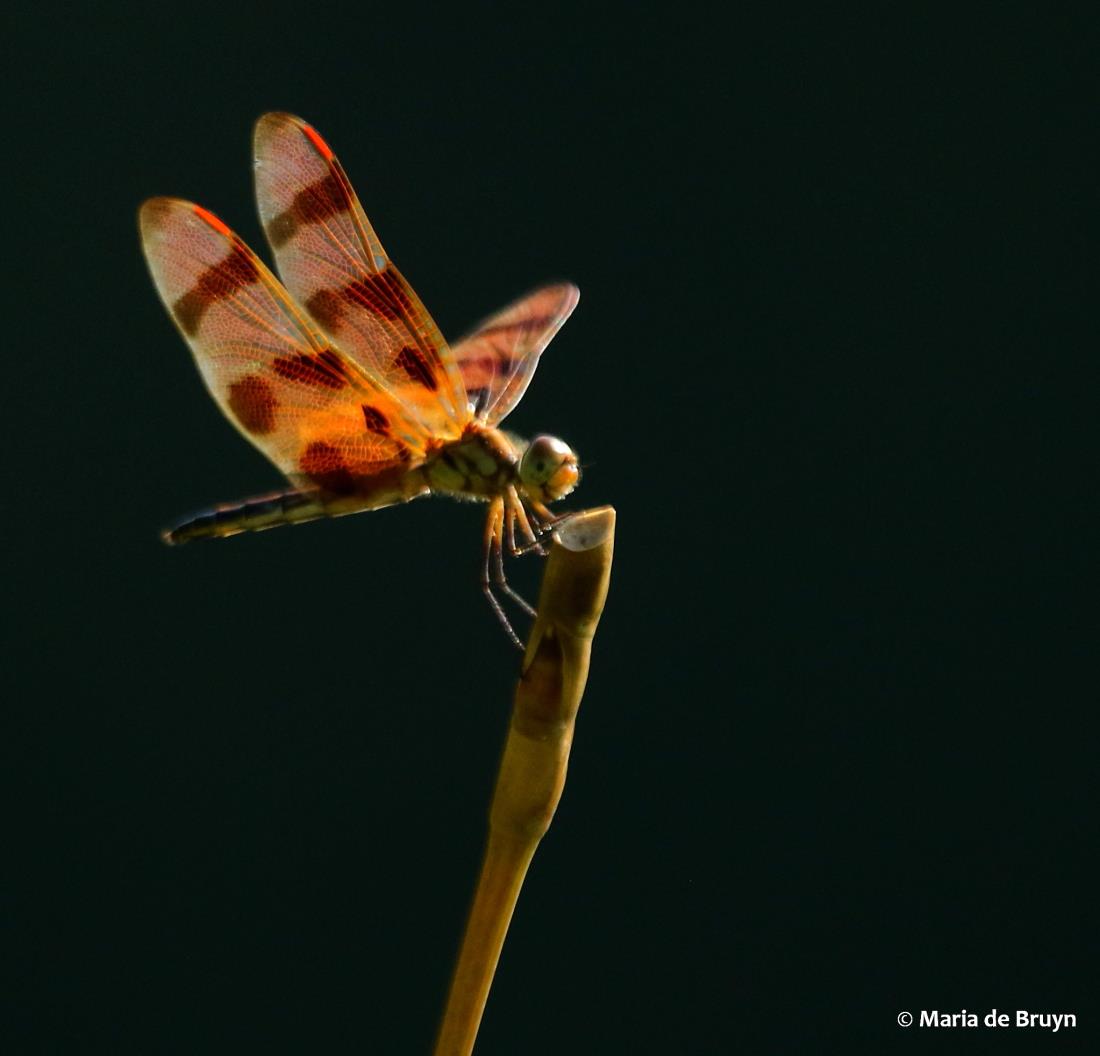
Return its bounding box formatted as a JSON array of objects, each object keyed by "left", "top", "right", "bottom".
[{"left": 518, "top": 435, "right": 579, "bottom": 503}]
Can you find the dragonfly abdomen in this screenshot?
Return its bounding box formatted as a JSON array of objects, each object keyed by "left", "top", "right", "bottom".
[{"left": 161, "top": 489, "right": 326, "bottom": 545}]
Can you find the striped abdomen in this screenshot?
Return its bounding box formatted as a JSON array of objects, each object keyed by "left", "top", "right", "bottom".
[
  {"left": 161, "top": 464, "right": 432, "bottom": 545},
  {"left": 161, "top": 489, "right": 327, "bottom": 545}
]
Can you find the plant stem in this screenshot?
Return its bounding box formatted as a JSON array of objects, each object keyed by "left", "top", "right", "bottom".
[{"left": 432, "top": 506, "right": 616, "bottom": 1056}]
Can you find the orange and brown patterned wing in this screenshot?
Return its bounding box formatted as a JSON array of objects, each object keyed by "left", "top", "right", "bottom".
[
  {"left": 452, "top": 284, "right": 579, "bottom": 425},
  {"left": 140, "top": 197, "right": 429, "bottom": 496},
  {"left": 253, "top": 112, "right": 470, "bottom": 438}
]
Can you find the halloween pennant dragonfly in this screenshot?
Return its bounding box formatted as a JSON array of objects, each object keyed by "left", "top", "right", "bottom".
[{"left": 141, "top": 113, "right": 581, "bottom": 646}]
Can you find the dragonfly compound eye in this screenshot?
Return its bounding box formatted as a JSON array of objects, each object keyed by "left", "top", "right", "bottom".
[{"left": 520, "top": 435, "right": 579, "bottom": 500}]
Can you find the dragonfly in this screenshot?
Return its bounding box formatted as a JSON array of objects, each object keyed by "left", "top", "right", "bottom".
[{"left": 140, "top": 113, "right": 582, "bottom": 646}]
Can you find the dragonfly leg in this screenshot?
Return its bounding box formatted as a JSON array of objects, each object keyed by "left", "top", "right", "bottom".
[
  {"left": 529, "top": 499, "right": 569, "bottom": 530},
  {"left": 481, "top": 498, "right": 523, "bottom": 649},
  {"left": 514, "top": 499, "right": 571, "bottom": 555},
  {"left": 508, "top": 487, "right": 547, "bottom": 557},
  {"left": 505, "top": 495, "right": 519, "bottom": 556},
  {"left": 495, "top": 489, "right": 537, "bottom": 617}
]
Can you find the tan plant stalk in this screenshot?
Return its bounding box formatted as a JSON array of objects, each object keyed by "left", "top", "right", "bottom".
[{"left": 432, "top": 506, "right": 616, "bottom": 1056}]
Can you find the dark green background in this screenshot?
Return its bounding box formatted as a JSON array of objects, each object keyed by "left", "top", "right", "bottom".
[{"left": 7, "top": 5, "right": 1095, "bottom": 1053}]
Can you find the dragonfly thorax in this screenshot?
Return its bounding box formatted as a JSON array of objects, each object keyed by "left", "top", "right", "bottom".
[
  {"left": 425, "top": 425, "right": 520, "bottom": 500},
  {"left": 425, "top": 426, "right": 578, "bottom": 506}
]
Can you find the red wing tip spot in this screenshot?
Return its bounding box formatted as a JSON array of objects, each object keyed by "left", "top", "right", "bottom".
[
  {"left": 301, "top": 123, "right": 335, "bottom": 160},
  {"left": 192, "top": 204, "right": 232, "bottom": 237}
]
